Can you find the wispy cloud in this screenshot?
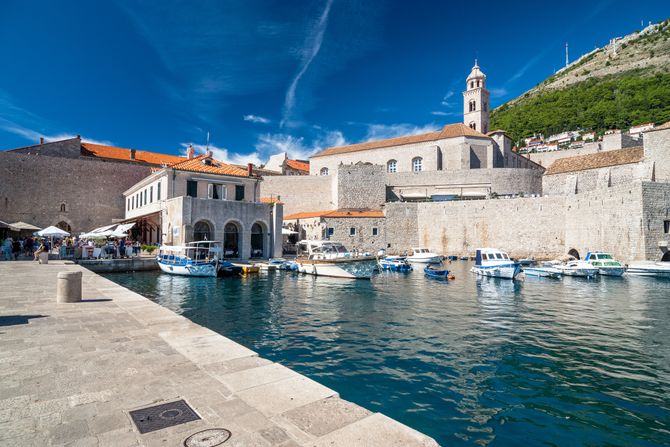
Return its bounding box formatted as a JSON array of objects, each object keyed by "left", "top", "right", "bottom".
[
  {"left": 281, "top": 0, "right": 334, "bottom": 128},
  {"left": 0, "top": 118, "right": 113, "bottom": 146},
  {"left": 243, "top": 114, "right": 271, "bottom": 124},
  {"left": 180, "top": 142, "right": 262, "bottom": 166},
  {"left": 489, "top": 87, "right": 508, "bottom": 98},
  {"left": 430, "top": 111, "right": 460, "bottom": 117},
  {"left": 363, "top": 123, "right": 439, "bottom": 142}
]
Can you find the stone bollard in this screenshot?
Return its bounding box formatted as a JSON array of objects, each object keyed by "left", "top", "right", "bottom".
[
  {"left": 38, "top": 252, "right": 49, "bottom": 264},
  {"left": 57, "top": 271, "right": 82, "bottom": 303}
]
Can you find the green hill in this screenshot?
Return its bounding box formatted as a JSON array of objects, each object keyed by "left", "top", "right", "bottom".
[{"left": 490, "top": 19, "right": 670, "bottom": 144}]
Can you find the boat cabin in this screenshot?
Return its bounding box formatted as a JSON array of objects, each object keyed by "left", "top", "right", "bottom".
[
  {"left": 158, "top": 241, "right": 222, "bottom": 265},
  {"left": 296, "top": 240, "right": 351, "bottom": 260},
  {"left": 475, "top": 248, "right": 513, "bottom": 266}
]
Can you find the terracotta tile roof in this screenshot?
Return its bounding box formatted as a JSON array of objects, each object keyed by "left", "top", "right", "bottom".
[
  {"left": 286, "top": 159, "right": 310, "bottom": 172},
  {"left": 311, "top": 123, "right": 491, "bottom": 158},
  {"left": 545, "top": 147, "right": 644, "bottom": 175},
  {"left": 169, "top": 155, "right": 250, "bottom": 177},
  {"left": 260, "top": 196, "right": 284, "bottom": 205},
  {"left": 284, "top": 209, "right": 385, "bottom": 220},
  {"left": 81, "top": 143, "right": 186, "bottom": 166}
]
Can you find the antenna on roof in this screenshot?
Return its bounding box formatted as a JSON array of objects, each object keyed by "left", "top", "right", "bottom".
[{"left": 206, "top": 131, "right": 210, "bottom": 152}]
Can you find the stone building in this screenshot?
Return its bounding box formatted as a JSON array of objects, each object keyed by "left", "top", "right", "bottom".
[
  {"left": 263, "top": 152, "right": 310, "bottom": 175},
  {"left": 463, "top": 61, "right": 490, "bottom": 133},
  {"left": 0, "top": 137, "right": 185, "bottom": 234},
  {"left": 123, "top": 154, "right": 282, "bottom": 259}
]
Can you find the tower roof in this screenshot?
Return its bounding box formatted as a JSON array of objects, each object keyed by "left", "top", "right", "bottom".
[{"left": 466, "top": 61, "right": 486, "bottom": 81}]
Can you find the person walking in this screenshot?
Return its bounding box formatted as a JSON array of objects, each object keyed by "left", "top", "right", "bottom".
[
  {"left": 119, "top": 238, "right": 126, "bottom": 258},
  {"left": 2, "top": 238, "right": 12, "bottom": 261},
  {"left": 11, "top": 238, "right": 20, "bottom": 260}
]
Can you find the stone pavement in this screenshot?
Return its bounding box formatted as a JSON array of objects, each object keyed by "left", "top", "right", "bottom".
[{"left": 0, "top": 261, "right": 439, "bottom": 446}]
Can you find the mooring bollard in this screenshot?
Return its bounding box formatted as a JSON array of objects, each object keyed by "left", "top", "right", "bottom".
[
  {"left": 57, "top": 271, "right": 82, "bottom": 303},
  {"left": 38, "top": 252, "right": 49, "bottom": 264}
]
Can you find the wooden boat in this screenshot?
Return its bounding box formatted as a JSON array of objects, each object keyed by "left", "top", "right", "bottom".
[
  {"left": 470, "top": 248, "right": 521, "bottom": 280},
  {"left": 424, "top": 266, "right": 451, "bottom": 280},
  {"left": 406, "top": 248, "right": 442, "bottom": 264},
  {"left": 157, "top": 241, "right": 221, "bottom": 277}
]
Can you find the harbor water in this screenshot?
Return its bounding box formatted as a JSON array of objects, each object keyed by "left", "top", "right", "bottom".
[{"left": 106, "top": 261, "right": 670, "bottom": 446}]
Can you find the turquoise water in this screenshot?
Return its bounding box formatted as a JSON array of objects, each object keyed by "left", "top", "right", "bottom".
[{"left": 106, "top": 262, "right": 670, "bottom": 446}]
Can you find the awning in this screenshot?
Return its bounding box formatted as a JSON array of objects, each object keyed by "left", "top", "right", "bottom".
[
  {"left": 8, "top": 221, "right": 42, "bottom": 231},
  {"left": 282, "top": 228, "right": 298, "bottom": 235},
  {"left": 0, "top": 220, "right": 11, "bottom": 229}
]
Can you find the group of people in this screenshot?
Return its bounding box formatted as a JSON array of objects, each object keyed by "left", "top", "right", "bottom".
[
  {"left": 1, "top": 235, "right": 143, "bottom": 261},
  {"left": 1, "top": 236, "right": 47, "bottom": 261}
]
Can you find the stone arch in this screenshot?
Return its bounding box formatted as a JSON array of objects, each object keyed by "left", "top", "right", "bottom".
[
  {"left": 193, "top": 219, "right": 214, "bottom": 241},
  {"left": 59, "top": 202, "right": 67, "bottom": 213},
  {"left": 662, "top": 252, "right": 670, "bottom": 262},
  {"left": 568, "top": 248, "right": 580, "bottom": 260},
  {"left": 223, "top": 220, "right": 243, "bottom": 258},
  {"left": 56, "top": 221, "right": 72, "bottom": 234},
  {"left": 250, "top": 221, "right": 268, "bottom": 258},
  {"left": 320, "top": 167, "right": 329, "bottom": 176}
]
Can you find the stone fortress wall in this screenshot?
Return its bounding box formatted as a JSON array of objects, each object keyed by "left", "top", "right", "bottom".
[
  {"left": 260, "top": 175, "right": 335, "bottom": 216},
  {"left": 0, "top": 145, "right": 151, "bottom": 233}
]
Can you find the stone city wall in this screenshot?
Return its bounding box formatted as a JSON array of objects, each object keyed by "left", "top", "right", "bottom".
[
  {"left": 542, "top": 163, "right": 645, "bottom": 195},
  {"left": 260, "top": 175, "right": 335, "bottom": 216},
  {"left": 0, "top": 150, "right": 151, "bottom": 233},
  {"left": 9, "top": 138, "right": 82, "bottom": 158},
  {"left": 323, "top": 217, "right": 386, "bottom": 253},
  {"left": 526, "top": 143, "right": 602, "bottom": 168},
  {"left": 640, "top": 181, "right": 670, "bottom": 261},
  {"left": 644, "top": 127, "right": 670, "bottom": 182},
  {"left": 336, "top": 164, "right": 386, "bottom": 209}
]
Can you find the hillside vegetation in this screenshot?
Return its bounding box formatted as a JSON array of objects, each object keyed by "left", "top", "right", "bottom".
[{"left": 490, "top": 18, "right": 670, "bottom": 143}]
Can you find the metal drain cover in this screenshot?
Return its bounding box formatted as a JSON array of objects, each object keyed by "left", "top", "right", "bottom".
[
  {"left": 183, "top": 428, "right": 232, "bottom": 447},
  {"left": 130, "top": 399, "right": 200, "bottom": 434}
]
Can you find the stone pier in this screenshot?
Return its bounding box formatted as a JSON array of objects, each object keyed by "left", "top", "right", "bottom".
[{"left": 0, "top": 261, "right": 439, "bottom": 446}]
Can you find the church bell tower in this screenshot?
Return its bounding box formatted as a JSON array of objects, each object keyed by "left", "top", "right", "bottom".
[{"left": 463, "top": 61, "right": 490, "bottom": 134}]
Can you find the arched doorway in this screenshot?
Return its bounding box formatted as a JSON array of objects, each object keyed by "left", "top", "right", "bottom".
[
  {"left": 250, "top": 222, "right": 265, "bottom": 258},
  {"left": 224, "top": 222, "right": 240, "bottom": 258},
  {"left": 56, "top": 221, "right": 71, "bottom": 233},
  {"left": 568, "top": 248, "right": 580, "bottom": 260},
  {"left": 193, "top": 220, "right": 212, "bottom": 241},
  {"left": 661, "top": 251, "right": 670, "bottom": 262}
]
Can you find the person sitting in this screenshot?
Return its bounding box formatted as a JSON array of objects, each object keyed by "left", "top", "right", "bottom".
[{"left": 34, "top": 240, "right": 47, "bottom": 261}]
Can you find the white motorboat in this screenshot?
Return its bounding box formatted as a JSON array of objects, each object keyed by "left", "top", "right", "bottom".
[
  {"left": 406, "top": 248, "right": 442, "bottom": 264},
  {"left": 626, "top": 261, "right": 670, "bottom": 277},
  {"left": 296, "top": 240, "right": 373, "bottom": 262},
  {"left": 297, "top": 262, "right": 370, "bottom": 279},
  {"left": 157, "top": 241, "right": 222, "bottom": 277},
  {"left": 555, "top": 260, "right": 598, "bottom": 277},
  {"left": 523, "top": 266, "right": 562, "bottom": 278},
  {"left": 584, "top": 252, "right": 626, "bottom": 276},
  {"left": 470, "top": 248, "right": 521, "bottom": 279}
]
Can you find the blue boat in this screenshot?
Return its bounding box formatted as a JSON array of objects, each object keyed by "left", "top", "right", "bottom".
[
  {"left": 379, "top": 256, "right": 413, "bottom": 272},
  {"left": 424, "top": 266, "right": 450, "bottom": 280}
]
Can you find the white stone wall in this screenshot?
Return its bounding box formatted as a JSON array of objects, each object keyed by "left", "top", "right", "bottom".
[
  {"left": 643, "top": 127, "right": 670, "bottom": 182},
  {"left": 260, "top": 175, "right": 335, "bottom": 216},
  {"left": 322, "top": 217, "right": 386, "bottom": 253},
  {"left": 543, "top": 163, "right": 648, "bottom": 196},
  {"left": 640, "top": 181, "right": 670, "bottom": 260},
  {"left": 336, "top": 164, "right": 386, "bottom": 209}
]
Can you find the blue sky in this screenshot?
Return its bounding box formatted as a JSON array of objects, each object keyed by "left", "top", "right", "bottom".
[{"left": 1, "top": 1, "right": 668, "bottom": 164}]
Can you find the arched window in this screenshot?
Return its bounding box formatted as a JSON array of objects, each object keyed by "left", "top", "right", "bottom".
[
  {"left": 387, "top": 160, "right": 397, "bottom": 173},
  {"left": 250, "top": 222, "right": 265, "bottom": 258},
  {"left": 412, "top": 157, "right": 423, "bottom": 172},
  {"left": 476, "top": 80, "right": 480, "bottom": 87},
  {"left": 193, "top": 220, "right": 212, "bottom": 241},
  {"left": 59, "top": 202, "right": 67, "bottom": 212},
  {"left": 469, "top": 81, "right": 474, "bottom": 89},
  {"left": 469, "top": 100, "right": 476, "bottom": 112},
  {"left": 469, "top": 122, "right": 476, "bottom": 130},
  {"left": 320, "top": 167, "right": 329, "bottom": 176},
  {"left": 224, "top": 222, "right": 240, "bottom": 258}
]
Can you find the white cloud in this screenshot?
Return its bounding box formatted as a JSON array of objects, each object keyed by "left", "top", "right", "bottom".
[
  {"left": 180, "top": 142, "right": 263, "bottom": 166},
  {"left": 443, "top": 91, "right": 454, "bottom": 100},
  {"left": 243, "top": 114, "right": 271, "bottom": 124},
  {"left": 0, "top": 118, "right": 114, "bottom": 146},
  {"left": 489, "top": 87, "right": 508, "bottom": 99},
  {"left": 363, "top": 123, "right": 439, "bottom": 142},
  {"left": 281, "top": 0, "right": 334, "bottom": 127},
  {"left": 431, "top": 111, "right": 448, "bottom": 116},
  {"left": 255, "top": 129, "right": 347, "bottom": 161}
]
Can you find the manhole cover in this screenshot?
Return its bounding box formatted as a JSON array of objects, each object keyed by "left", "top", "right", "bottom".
[
  {"left": 129, "top": 400, "right": 200, "bottom": 434},
  {"left": 184, "top": 429, "right": 232, "bottom": 447}
]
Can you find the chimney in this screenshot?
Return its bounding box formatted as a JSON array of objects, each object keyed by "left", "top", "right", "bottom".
[
  {"left": 40, "top": 137, "right": 44, "bottom": 145},
  {"left": 205, "top": 149, "right": 213, "bottom": 158},
  {"left": 186, "top": 144, "right": 195, "bottom": 159},
  {"left": 130, "top": 149, "right": 136, "bottom": 160},
  {"left": 247, "top": 163, "right": 253, "bottom": 176}
]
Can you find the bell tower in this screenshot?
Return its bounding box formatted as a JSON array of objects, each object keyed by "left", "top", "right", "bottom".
[{"left": 463, "top": 60, "right": 490, "bottom": 134}]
